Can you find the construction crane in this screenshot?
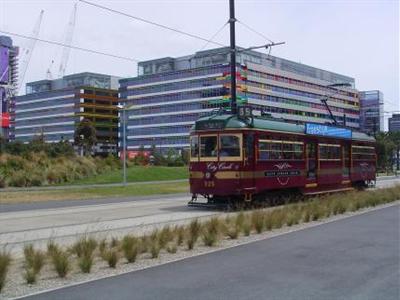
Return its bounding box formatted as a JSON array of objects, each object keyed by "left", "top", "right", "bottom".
[
  {"left": 17, "top": 10, "right": 44, "bottom": 94},
  {"left": 57, "top": 3, "right": 77, "bottom": 78}
]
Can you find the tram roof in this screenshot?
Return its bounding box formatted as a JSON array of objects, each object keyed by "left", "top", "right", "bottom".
[{"left": 193, "top": 114, "right": 375, "bottom": 142}]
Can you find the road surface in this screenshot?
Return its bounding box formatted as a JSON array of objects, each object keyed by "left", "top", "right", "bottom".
[
  {"left": 22, "top": 204, "right": 400, "bottom": 300},
  {"left": 1, "top": 176, "right": 399, "bottom": 257}
]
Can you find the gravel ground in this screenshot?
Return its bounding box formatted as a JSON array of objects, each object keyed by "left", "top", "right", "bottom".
[{"left": 0, "top": 201, "right": 398, "bottom": 300}]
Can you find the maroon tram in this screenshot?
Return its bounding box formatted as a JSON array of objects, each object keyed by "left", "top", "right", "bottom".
[{"left": 188, "top": 113, "right": 376, "bottom": 208}]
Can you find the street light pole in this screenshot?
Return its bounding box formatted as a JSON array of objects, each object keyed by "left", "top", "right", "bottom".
[
  {"left": 117, "top": 104, "right": 127, "bottom": 186},
  {"left": 122, "top": 107, "right": 127, "bottom": 186}
]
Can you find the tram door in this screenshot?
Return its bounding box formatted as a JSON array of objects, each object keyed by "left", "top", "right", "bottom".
[
  {"left": 306, "top": 142, "right": 317, "bottom": 181},
  {"left": 243, "top": 133, "right": 255, "bottom": 188},
  {"left": 343, "top": 144, "right": 350, "bottom": 178}
]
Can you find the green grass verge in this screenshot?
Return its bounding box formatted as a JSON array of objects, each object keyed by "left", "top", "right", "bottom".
[
  {"left": 68, "top": 166, "right": 188, "bottom": 185},
  {"left": 0, "top": 181, "right": 189, "bottom": 204}
]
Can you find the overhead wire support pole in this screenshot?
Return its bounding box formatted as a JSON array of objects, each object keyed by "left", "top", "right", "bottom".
[
  {"left": 236, "top": 42, "right": 286, "bottom": 54},
  {"left": 229, "top": 0, "right": 237, "bottom": 115}
]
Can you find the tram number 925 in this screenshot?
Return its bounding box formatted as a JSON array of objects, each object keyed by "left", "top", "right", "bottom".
[{"left": 204, "top": 181, "right": 215, "bottom": 188}]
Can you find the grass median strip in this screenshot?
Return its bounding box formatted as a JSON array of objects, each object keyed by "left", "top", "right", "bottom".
[
  {"left": 0, "top": 181, "right": 189, "bottom": 204},
  {"left": 1, "top": 185, "right": 399, "bottom": 296},
  {"left": 68, "top": 166, "right": 188, "bottom": 185}
]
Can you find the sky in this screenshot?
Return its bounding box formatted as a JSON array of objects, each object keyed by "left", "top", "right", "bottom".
[{"left": 1, "top": 0, "right": 399, "bottom": 126}]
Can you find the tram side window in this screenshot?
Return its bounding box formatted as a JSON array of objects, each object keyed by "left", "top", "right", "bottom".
[
  {"left": 219, "top": 135, "right": 241, "bottom": 158},
  {"left": 259, "top": 140, "right": 282, "bottom": 160},
  {"left": 259, "top": 140, "right": 303, "bottom": 160},
  {"left": 319, "top": 144, "right": 341, "bottom": 160},
  {"left": 352, "top": 146, "right": 375, "bottom": 160},
  {"left": 200, "top": 135, "right": 218, "bottom": 158},
  {"left": 190, "top": 136, "right": 199, "bottom": 160}
]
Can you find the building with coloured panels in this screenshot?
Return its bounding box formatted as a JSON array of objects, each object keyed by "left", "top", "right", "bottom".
[
  {"left": 119, "top": 47, "right": 360, "bottom": 153},
  {"left": 359, "top": 90, "right": 384, "bottom": 134},
  {"left": 13, "top": 72, "right": 119, "bottom": 153}
]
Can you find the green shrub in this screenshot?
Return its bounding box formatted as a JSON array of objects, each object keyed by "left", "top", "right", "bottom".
[
  {"left": 174, "top": 226, "right": 185, "bottom": 246},
  {"left": 121, "top": 235, "right": 139, "bottom": 263},
  {"left": 24, "top": 267, "right": 37, "bottom": 284},
  {"left": 251, "top": 211, "right": 265, "bottom": 234},
  {"left": 71, "top": 236, "right": 97, "bottom": 258},
  {"left": 150, "top": 240, "right": 161, "bottom": 259},
  {"left": 110, "top": 237, "right": 120, "bottom": 248},
  {"left": 47, "top": 240, "right": 59, "bottom": 257},
  {"left": 235, "top": 212, "right": 245, "bottom": 228},
  {"left": 102, "top": 249, "right": 119, "bottom": 268},
  {"left": 166, "top": 244, "right": 178, "bottom": 254},
  {"left": 50, "top": 249, "right": 70, "bottom": 278},
  {"left": 242, "top": 220, "right": 251, "bottom": 236},
  {"left": 0, "top": 250, "right": 11, "bottom": 292},
  {"left": 78, "top": 254, "right": 93, "bottom": 273},
  {"left": 158, "top": 226, "right": 173, "bottom": 249},
  {"left": 226, "top": 225, "right": 240, "bottom": 239},
  {"left": 23, "top": 244, "right": 45, "bottom": 275},
  {"left": 186, "top": 219, "right": 201, "bottom": 250},
  {"left": 202, "top": 218, "right": 221, "bottom": 247}
]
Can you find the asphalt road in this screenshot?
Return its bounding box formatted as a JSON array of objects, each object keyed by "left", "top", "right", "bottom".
[{"left": 23, "top": 204, "right": 400, "bottom": 300}]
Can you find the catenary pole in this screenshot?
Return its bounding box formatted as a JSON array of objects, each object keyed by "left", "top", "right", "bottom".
[{"left": 229, "top": 0, "right": 237, "bottom": 114}]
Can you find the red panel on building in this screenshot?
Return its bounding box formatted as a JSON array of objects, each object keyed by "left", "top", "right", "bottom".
[{"left": 1, "top": 113, "right": 10, "bottom": 128}]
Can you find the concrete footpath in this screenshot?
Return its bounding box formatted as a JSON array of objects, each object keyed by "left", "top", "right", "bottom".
[{"left": 22, "top": 204, "right": 400, "bottom": 300}]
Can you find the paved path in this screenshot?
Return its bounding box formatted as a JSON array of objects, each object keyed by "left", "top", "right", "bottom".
[{"left": 22, "top": 204, "right": 400, "bottom": 300}]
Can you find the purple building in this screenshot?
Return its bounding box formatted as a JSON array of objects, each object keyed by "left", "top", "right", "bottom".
[{"left": 0, "top": 35, "right": 19, "bottom": 140}]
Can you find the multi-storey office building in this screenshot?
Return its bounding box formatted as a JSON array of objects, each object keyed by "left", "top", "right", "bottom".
[
  {"left": 389, "top": 114, "right": 400, "bottom": 132},
  {"left": 13, "top": 72, "right": 119, "bottom": 153},
  {"left": 0, "top": 35, "right": 19, "bottom": 140},
  {"left": 359, "top": 90, "right": 384, "bottom": 134},
  {"left": 119, "top": 47, "right": 360, "bottom": 153}
]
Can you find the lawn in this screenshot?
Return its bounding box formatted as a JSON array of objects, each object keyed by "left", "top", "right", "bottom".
[
  {"left": 0, "top": 181, "right": 189, "bottom": 204},
  {"left": 70, "top": 166, "right": 189, "bottom": 185}
]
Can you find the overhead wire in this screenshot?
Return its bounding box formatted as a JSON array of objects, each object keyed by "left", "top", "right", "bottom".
[
  {"left": 0, "top": 30, "right": 140, "bottom": 62},
  {"left": 237, "top": 19, "right": 274, "bottom": 44},
  {"left": 78, "top": 0, "right": 227, "bottom": 48},
  {"left": 198, "top": 22, "right": 229, "bottom": 52}
]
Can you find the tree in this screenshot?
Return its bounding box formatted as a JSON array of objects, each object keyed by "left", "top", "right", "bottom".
[
  {"left": 74, "top": 119, "right": 97, "bottom": 155},
  {"left": 375, "top": 132, "right": 395, "bottom": 173},
  {"left": 388, "top": 131, "right": 400, "bottom": 171}
]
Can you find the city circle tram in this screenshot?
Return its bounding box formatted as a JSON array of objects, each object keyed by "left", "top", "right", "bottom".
[{"left": 188, "top": 113, "right": 376, "bottom": 208}]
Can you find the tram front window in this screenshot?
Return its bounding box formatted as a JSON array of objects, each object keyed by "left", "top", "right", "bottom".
[
  {"left": 220, "top": 135, "right": 241, "bottom": 157},
  {"left": 200, "top": 135, "right": 218, "bottom": 159}
]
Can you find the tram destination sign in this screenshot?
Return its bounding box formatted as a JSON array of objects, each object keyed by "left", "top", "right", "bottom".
[
  {"left": 305, "top": 123, "right": 352, "bottom": 139},
  {"left": 195, "top": 120, "right": 226, "bottom": 131}
]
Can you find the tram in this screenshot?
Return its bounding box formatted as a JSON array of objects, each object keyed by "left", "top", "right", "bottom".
[{"left": 188, "top": 111, "right": 376, "bottom": 208}]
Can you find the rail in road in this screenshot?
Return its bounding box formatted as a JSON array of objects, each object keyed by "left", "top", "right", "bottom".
[{"left": 1, "top": 177, "right": 399, "bottom": 257}]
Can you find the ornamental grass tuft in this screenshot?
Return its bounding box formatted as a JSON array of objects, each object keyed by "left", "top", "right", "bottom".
[{"left": 0, "top": 250, "right": 11, "bottom": 292}]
